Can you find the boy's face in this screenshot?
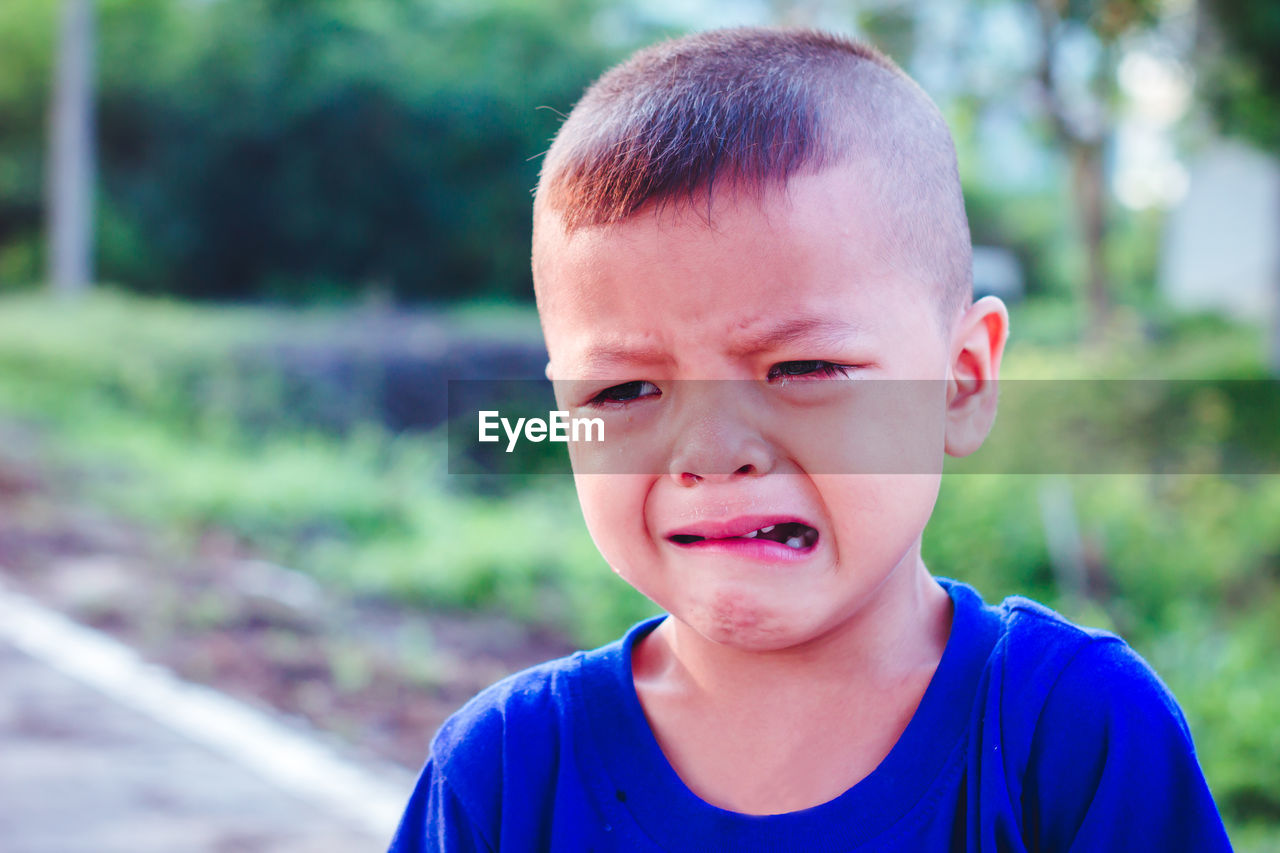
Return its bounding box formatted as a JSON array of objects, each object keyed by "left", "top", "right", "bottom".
[{"left": 534, "top": 163, "right": 998, "bottom": 652}]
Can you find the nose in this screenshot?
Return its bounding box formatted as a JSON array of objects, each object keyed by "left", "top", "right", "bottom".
[{"left": 667, "top": 388, "right": 776, "bottom": 485}]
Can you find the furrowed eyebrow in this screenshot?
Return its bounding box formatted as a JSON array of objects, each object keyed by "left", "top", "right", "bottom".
[
  {"left": 578, "top": 344, "right": 673, "bottom": 373},
  {"left": 724, "top": 316, "right": 867, "bottom": 358},
  {"left": 573, "top": 317, "right": 865, "bottom": 374}
]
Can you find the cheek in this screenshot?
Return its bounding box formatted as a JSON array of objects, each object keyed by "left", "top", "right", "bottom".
[
  {"left": 819, "top": 474, "right": 941, "bottom": 559},
  {"left": 573, "top": 474, "right": 654, "bottom": 575}
]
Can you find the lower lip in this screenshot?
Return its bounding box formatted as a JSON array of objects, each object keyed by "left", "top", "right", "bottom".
[{"left": 668, "top": 537, "right": 817, "bottom": 562}]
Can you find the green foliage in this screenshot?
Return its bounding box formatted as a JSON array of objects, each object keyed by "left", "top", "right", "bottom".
[
  {"left": 0, "top": 0, "right": 55, "bottom": 288},
  {"left": 963, "top": 183, "right": 1079, "bottom": 299},
  {"left": 1203, "top": 0, "right": 1280, "bottom": 149},
  {"left": 0, "top": 290, "right": 655, "bottom": 646},
  {"left": 961, "top": 179, "right": 1164, "bottom": 312},
  {"left": 0, "top": 0, "right": 628, "bottom": 299}
]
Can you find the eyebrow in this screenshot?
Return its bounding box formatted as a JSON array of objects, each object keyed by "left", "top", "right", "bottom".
[
  {"left": 577, "top": 316, "right": 866, "bottom": 372},
  {"left": 724, "top": 315, "right": 868, "bottom": 358},
  {"left": 578, "top": 342, "right": 673, "bottom": 373}
]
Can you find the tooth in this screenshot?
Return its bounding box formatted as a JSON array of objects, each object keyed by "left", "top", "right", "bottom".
[
  {"left": 743, "top": 530, "right": 758, "bottom": 538},
  {"left": 786, "top": 537, "right": 803, "bottom": 549},
  {"left": 761, "top": 525, "right": 775, "bottom": 534}
]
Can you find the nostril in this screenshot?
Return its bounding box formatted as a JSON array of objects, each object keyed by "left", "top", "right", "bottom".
[
  {"left": 735, "top": 464, "right": 755, "bottom": 475},
  {"left": 680, "top": 472, "right": 702, "bottom": 485}
]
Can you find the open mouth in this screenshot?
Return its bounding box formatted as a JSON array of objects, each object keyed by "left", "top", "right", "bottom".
[{"left": 670, "top": 522, "right": 819, "bottom": 550}]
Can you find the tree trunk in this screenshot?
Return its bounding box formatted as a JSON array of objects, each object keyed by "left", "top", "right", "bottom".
[
  {"left": 47, "top": 0, "right": 95, "bottom": 299},
  {"left": 1070, "top": 140, "right": 1111, "bottom": 337},
  {"left": 1033, "top": 0, "right": 1115, "bottom": 341}
]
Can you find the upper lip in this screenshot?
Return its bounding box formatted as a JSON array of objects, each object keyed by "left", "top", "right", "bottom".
[{"left": 665, "top": 515, "right": 817, "bottom": 540}]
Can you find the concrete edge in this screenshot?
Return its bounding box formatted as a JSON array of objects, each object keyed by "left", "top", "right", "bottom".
[{"left": 0, "top": 578, "right": 416, "bottom": 841}]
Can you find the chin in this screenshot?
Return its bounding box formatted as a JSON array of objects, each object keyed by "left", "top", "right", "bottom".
[{"left": 681, "top": 590, "right": 820, "bottom": 652}]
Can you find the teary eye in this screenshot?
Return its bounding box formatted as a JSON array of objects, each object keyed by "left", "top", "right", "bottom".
[
  {"left": 767, "top": 361, "right": 854, "bottom": 381},
  {"left": 587, "top": 380, "right": 660, "bottom": 406}
]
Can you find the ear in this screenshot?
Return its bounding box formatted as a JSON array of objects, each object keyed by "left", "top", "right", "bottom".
[
  {"left": 944, "top": 296, "right": 1009, "bottom": 457},
  {"left": 545, "top": 361, "right": 554, "bottom": 381}
]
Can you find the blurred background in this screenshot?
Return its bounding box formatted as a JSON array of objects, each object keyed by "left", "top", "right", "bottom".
[{"left": 0, "top": 0, "right": 1278, "bottom": 848}]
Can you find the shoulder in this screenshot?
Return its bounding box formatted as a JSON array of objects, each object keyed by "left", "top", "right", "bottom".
[
  {"left": 390, "top": 640, "right": 621, "bottom": 853},
  {"left": 388, "top": 654, "right": 586, "bottom": 853},
  {"left": 991, "top": 595, "right": 1191, "bottom": 743},
  {"left": 426, "top": 618, "right": 648, "bottom": 802},
  {"left": 981, "top": 593, "right": 1192, "bottom": 766},
  {"left": 435, "top": 648, "right": 586, "bottom": 753},
  {"left": 997, "top": 594, "right": 1123, "bottom": 670},
  {"left": 431, "top": 649, "right": 585, "bottom": 781},
  {"left": 981, "top": 593, "right": 1230, "bottom": 850}
]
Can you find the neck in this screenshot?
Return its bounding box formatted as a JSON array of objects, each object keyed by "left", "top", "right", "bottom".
[{"left": 629, "top": 553, "right": 956, "bottom": 814}]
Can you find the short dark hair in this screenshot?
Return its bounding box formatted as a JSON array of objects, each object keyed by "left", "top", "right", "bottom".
[{"left": 535, "top": 26, "right": 973, "bottom": 316}]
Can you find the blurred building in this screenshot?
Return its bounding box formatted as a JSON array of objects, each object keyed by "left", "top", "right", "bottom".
[
  {"left": 972, "top": 245, "right": 1025, "bottom": 302},
  {"left": 1160, "top": 140, "right": 1280, "bottom": 319}
]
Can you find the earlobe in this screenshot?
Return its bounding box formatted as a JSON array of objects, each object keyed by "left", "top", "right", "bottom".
[{"left": 944, "top": 296, "right": 1009, "bottom": 457}]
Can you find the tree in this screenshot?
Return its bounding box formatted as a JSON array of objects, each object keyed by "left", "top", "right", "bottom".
[
  {"left": 1027, "top": 0, "right": 1161, "bottom": 336},
  {"left": 1200, "top": 0, "right": 1280, "bottom": 373},
  {"left": 46, "top": 0, "right": 95, "bottom": 298},
  {"left": 81, "top": 0, "right": 616, "bottom": 302},
  {"left": 767, "top": 0, "right": 1163, "bottom": 335}
]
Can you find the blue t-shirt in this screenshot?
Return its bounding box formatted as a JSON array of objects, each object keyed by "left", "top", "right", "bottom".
[{"left": 388, "top": 579, "right": 1232, "bottom": 851}]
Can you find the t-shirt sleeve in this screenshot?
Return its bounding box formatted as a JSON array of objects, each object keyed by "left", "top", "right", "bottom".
[
  {"left": 386, "top": 757, "right": 495, "bottom": 853},
  {"left": 1021, "top": 636, "right": 1233, "bottom": 852}
]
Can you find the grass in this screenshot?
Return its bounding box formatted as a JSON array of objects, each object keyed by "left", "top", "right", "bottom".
[{"left": 0, "top": 290, "right": 655, "bottom": 647}]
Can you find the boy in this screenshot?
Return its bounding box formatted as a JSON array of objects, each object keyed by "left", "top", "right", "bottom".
[{"left": 391, "top": 27, "right": 1231, "bottom": 851}]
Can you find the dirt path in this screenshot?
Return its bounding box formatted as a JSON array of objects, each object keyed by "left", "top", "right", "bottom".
[{"left": 0, "top": 423, "right": 576, "bottom": 848}]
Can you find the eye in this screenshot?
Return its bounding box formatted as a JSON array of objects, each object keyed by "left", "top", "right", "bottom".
[
  {"left": 767, "top": 360, "right": 855, "bottom": 381},
  {"left": 587, "top": 380, "right": 660, "bottom": 406}
]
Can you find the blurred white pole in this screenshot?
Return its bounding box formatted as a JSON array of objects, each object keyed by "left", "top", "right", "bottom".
[
  {"left": 1038, "top": 477, "right": 1087, "bottom": 607},
  {"left": 47, "top": 0, "right": 96, "bottom": 299}
]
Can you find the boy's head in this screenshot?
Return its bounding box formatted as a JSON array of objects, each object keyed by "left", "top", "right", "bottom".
[
  {"left": 534, "top": 27, "right": 973, "bottom": 321},
  {"left": 530, "top": 27, "right": 1008, "bottom": 651}
]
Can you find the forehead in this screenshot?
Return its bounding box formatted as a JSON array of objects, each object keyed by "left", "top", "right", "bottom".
[{"left": 533, "top": 165, "right": 940, "bottom": 372}]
